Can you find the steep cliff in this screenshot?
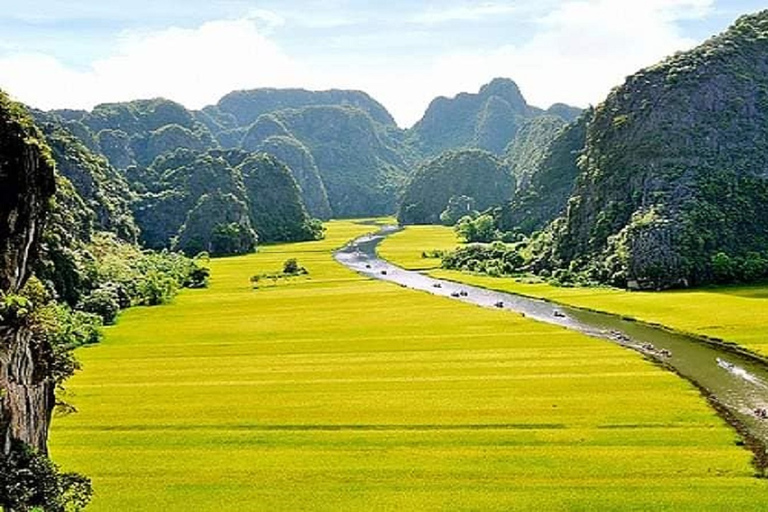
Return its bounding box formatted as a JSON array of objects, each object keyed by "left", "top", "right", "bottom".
[
  {"left": 505, "top": 115, "right": 568, "bottom": 191},
  {"left": 545, "top": 11, "right": 768, "bottom": 288},
  {"left": 495, "top": 114, "right": 588, "bottom": 235},
  {"left": 0, "top": 91, "right": 56, "bottom": 454}
]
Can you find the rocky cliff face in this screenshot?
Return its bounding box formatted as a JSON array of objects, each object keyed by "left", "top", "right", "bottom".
[
  {"left": 544, "top": 11, "right": 768, "bottom": 289},
  {"left": 496, "top": 113, "right": 588, "bottom": 235},
  {"left": 0, "top": 92, "right": 56, "bottom": 453}
]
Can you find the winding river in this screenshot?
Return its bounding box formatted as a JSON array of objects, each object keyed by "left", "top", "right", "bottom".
[{"left": 335, "top": 225, "right": 768, "bottom": 459}]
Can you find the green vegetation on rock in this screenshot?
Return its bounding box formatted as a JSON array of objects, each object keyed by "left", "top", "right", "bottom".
[
  {"left": 540, "top": 11, "right": 768, "bottom": 289},
  {"left": 398, "top": 149, "right": 513, "bottom": 225},
  {"left": 505, "top": 115, "right": 567, "bottom": 190},
  {"left": 408, "top": 78, "right": 580, "bottom": 157},
  {"left": 239, "top": 154, "right": 324, "bottom": 242},
  {"left": 495, "top": 113, "right": 589, "bottom": 235}
]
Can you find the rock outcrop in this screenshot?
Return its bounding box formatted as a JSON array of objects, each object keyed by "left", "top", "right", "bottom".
[
  {"left": 0, "top": 92, "right": 56, "bottom": 454},
  {"left": 544, "top": 11, "right": 768, "bottom": 288}
]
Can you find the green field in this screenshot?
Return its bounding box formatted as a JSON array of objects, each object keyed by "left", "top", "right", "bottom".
[
  {"left": 50, "top": 221, "right": 768, "bottom": 510},
  {"left": 380, "top": 225, "right": 768, "bottom": 358}
]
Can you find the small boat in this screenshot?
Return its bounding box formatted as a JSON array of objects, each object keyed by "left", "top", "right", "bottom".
[
  {"left": 716, "top": 358, "right": 735, "bottom": 371},
  {"left": 432, "top": 283, "right": 442, "bottom": 289},
  {"left": 553, "top": 311, "right": 566, "bottom": 318},
  {"left": 494, "top": 301, "right": 504, "bottom": 308}
]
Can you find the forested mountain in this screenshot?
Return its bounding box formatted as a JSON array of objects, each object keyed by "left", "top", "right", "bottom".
[
  {"left": 201, "top": 88, "right": 411, "bottom": 218},
  {"left": 38, "top": 82, "right": 583, "bottom": 227},
  {"left": 132, "top": 148, "right": 320, "bottom": 253},
  {"left": 408, "top": 78, "right": 580, "bottom": 157},
  {"left": 52, "top": 88, "right": 418, "bottom": 220},
  {"left": 545, "top": 103, "right": 583, "bottom": 123},
  {"left": 398, "top": 149, "right": 514, "bottom": 225},
  {"left": 32, "top": 111, "right": 140, "bottom": 242},
  {"left": 205, "top": 87, "right": 397, "bottom": 128},
  {"left": 535, "top": 11, "right": 768, "bottom": 289},
  {"left": 234, "top": 105, "right": 410, "bottom": 217},
  {"left": 53, "top": 98, "right": 216, "bottom": 169}
]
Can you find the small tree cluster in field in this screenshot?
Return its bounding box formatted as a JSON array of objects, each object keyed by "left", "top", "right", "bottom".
[
  {"left": 282, "top": 258, "right": 307, "bottom": 275},
  {"left": 251, "top": 259, "right": 309, "bottom": 288},
  {"left": 421, "top": 249, "right": 449, "bottom": 259}
]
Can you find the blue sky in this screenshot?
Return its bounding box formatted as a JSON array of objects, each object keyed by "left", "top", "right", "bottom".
[{"left": 0, "top": 0, "right": 765, "bottom": 126}]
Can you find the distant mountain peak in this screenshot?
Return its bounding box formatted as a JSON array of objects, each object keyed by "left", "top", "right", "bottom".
[{"left": 478, "top": 77, "right": 525, "bottom": 104}]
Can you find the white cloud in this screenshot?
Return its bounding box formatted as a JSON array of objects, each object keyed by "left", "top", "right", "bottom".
[
  {"left": 0, "top": 19, "right": 305, "bottom": 111},
  {"left": 0, "top": 0, "right": 717, "bottom": 127},
  {"left": 384, "top": 0, "right": 716, "bottom": 125}
]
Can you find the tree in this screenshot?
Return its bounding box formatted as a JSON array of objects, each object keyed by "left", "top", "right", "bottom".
[{"left": 455, "top": 214, "right": 497, "bottom": 243}]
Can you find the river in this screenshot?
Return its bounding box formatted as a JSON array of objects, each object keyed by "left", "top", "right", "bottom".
[{"left": 335, "top": 225, "right": 768, "bottom": 466}]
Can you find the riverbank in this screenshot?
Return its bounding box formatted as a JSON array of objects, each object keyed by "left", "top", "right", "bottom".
[
  {"left": 380, "top": 225, "right": 768, "bottom": 359},
  {"left": 345, "top": 225, "right": 768, "bottom": 465}
]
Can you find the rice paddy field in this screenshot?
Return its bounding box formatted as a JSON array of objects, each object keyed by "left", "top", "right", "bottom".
[
  {"left": 50, "top": 221, "right": 768, "bottom": 510},
  {"left": 380, "top": 225, "right": 768, "bottom": 358}
]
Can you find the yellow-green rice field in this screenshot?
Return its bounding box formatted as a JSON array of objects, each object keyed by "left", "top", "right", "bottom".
[
  {"left": 50, "top": 221, "right": 768, "bottom": 510},
  {"left": 380, "top": 225, "right": 768, "bottom": 358}
]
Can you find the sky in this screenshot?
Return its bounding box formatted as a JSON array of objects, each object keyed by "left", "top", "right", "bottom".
[{"left": 0, "top": 0, "right": 764, "bottom": 127}]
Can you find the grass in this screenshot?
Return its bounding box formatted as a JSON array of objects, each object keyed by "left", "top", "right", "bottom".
[
  {"left": 49, "top": 221, "right": 768, "bottom": 510},
  {"left": 380, "top": 225, "right": 768, "bottom": 359}
]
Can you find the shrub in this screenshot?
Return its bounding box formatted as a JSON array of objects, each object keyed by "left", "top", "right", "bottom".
[
  {"left": 137, "top": 271, "right": 178, "bottom": 306},
  {"left": 78, "top": 286, "right": 120, "bottom": 325},
  {"left": 0, "top": 440, "right": 92, "bottom": 512},
  {"left": 283, "top": 258, "right": 301, "bottom": 275}
]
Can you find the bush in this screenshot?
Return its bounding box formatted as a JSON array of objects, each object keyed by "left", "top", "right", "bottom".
[
  {"left": 137, "top": 271, "right": 178, "bottom": 306},
  {"left": 186, "top": 266, "right": 210, "bottom": 289},
  {"left": 442, "top": 242, "right": 526, "bottom": 276},
  {"left": 78, "top": 286, "right": 120, "bottom": 325},
  {"left": 0, "top": 440, "right": 92, "bottom": 512},
  {"left": 455, "top": 214, "right": 494, "bottom": 243},
  {"left": 282, "top": 258, "right": 301, "bottom": 275},
  {"left": 37, "top": 304, "right": 103, "bottom": 385}
]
